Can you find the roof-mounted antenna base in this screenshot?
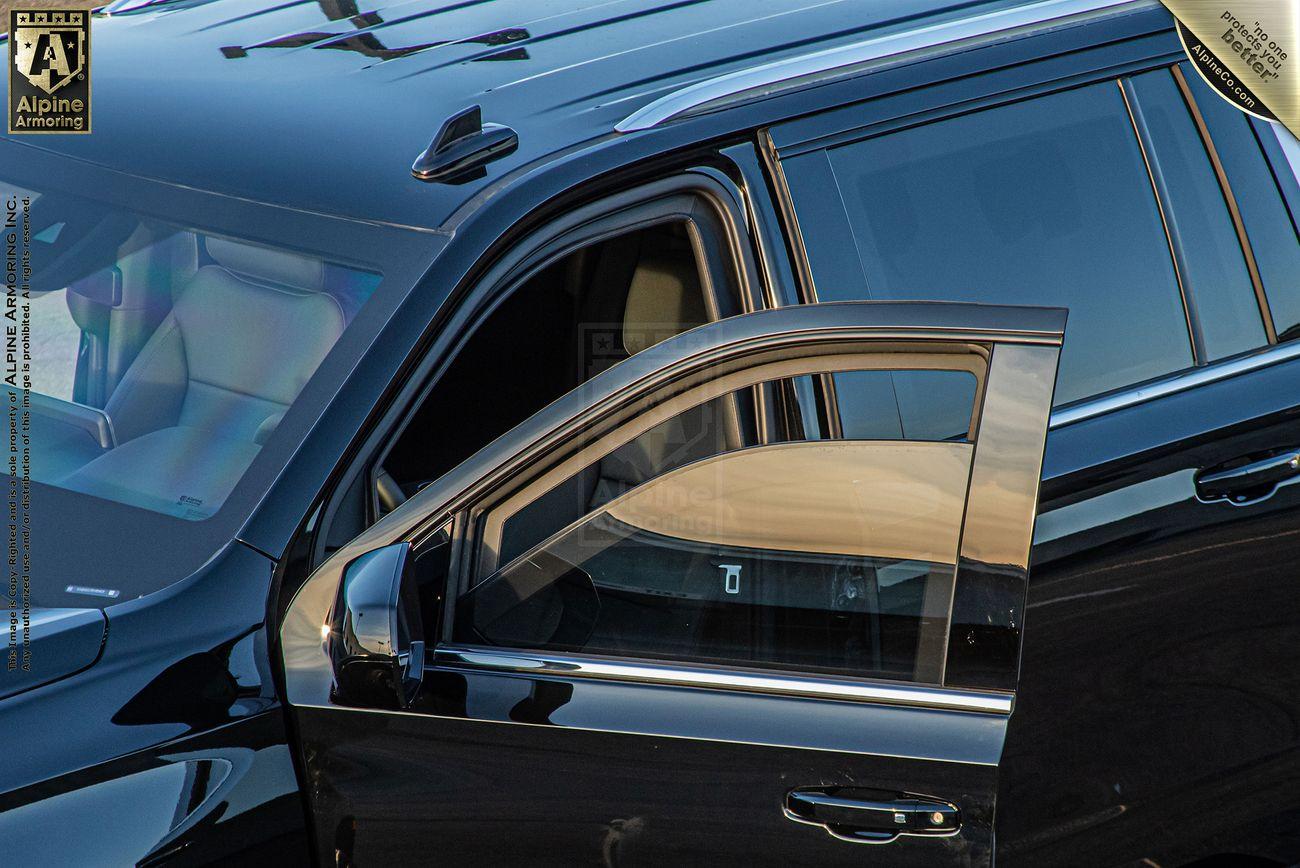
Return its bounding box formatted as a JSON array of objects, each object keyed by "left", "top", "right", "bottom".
[{"left": 412, "top": 105, "right": 518, "bottom": 184}]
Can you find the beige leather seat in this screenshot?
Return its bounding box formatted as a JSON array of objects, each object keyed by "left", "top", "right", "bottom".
[
  {"left": 498, "top": 235, "right": 732, "bottom": 564},
  {"left": 63, "top": 238, "right": 345, "bottom": 518},
  {"left": 590, "top": 239, "right": 731, "bottom": 508}
]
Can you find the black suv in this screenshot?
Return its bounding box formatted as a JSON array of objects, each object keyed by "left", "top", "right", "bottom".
[{"left": 3, "top": 0, "right": 1300, "bottom": 865}]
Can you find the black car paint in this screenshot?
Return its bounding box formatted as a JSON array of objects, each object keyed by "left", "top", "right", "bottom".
[
  {"left": 0, "top": 608, "right": 106, "bottom": 700},
  {"left": 0, "top": 1, "right": 1296, "bottom": 865},
  {"left": 1001, "top": 361, "right": 1300, "bottom": 865},
  {"left": 0, "top": 543, "right": 309, "bottom": 864},
  {"left": 0, "top": 705, "right": 310, "bottom": 866},
  {"left": 13, "top": 0, "right": 1021, "bottom": 233},
  {"left": 299, "top": 687, "right": 997, "bottom": 866}
]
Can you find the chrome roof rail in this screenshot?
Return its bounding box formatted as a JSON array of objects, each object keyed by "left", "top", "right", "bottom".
[{"left": 616, "top": 0, "right": 1158, "bottom": 132}]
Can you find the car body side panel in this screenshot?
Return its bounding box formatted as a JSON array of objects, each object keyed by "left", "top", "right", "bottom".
[
  {"left": 0, "top": 542, "right": 311, "bottom": 865},
  {"left": 1001, "top": 360, "right": 1300, "bottom": 864},
  {"left": 0, "top": 710, "right": 308, "bottom": 867},
  {"left": 299, "top": 693, "right": 999, "bottom": 867}
]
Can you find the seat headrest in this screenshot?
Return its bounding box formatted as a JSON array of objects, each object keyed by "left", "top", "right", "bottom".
[
  {"left": 622, "top": 249, "right": 707, "bottom": 355},
  {"left": 205, "top": 236, "right": 325, "bottom": 291}
]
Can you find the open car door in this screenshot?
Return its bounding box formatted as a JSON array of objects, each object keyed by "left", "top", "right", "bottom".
[{"left": 280, "top": 301, "right": 1063, "bottom": 866}]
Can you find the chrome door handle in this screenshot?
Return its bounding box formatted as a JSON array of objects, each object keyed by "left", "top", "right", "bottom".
[
  {"left": 1195, "top": 449, "right": 1300, "bottom": 505},
  {"left": 784, "top": 788, "right": 959, "bottom": 844}
]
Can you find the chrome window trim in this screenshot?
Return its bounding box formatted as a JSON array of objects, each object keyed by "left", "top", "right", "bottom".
[
  {"left": 616, "top": 0, "right": 1157, "bottom": 132},
  {"left": 1050, "top": 340, "right": 1300, "bottom": 428},
  {"left": 435, "top": 645, "right": 1014, "bottom": 715}
]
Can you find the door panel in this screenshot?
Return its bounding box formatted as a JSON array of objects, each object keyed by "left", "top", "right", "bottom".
[
  {"left": 300, "top": 697, "right": 996, "bottom": 867},
  {"left": 281, "top": 302, "right": 1062, "bottom": 866},
  {"left": 999, "top": 358, "right": 1300, "bottom": 865}
]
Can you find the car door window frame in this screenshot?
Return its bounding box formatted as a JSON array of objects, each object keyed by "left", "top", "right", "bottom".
[
  {"left": 283, "top": 302, "right": 1062, "bottom": 729},
  {"left": 305, "top": 171, "right": 765, "bottom": 572},
  {"left": 434, "top": 319, "right": 1058, "bottom": 695},
  {"left": 456, "top": 349, "right": 986, "bottom": 686}
]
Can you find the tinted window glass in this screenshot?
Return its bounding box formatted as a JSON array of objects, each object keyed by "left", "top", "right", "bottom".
[
  {"left": 783, "top": 81, "right": 1194, "bottom": 405},
  {"left": 17, "top": 211, "right": 381, "bottom": 522},
  {"left": 29, "top": 288, "right": 81, "bottom": 399},
  {"left": 1180, "top": 63, "right": 1300, "bottom": 340},
  {"left": 831, "top": 369, "right": 976, "bottom": 441},
  {"left": 1129, "top": 69, "right": 1265, "bottom": 359},
  {"left": 461, "top": 368, "right": 979, "bottom": 682},
  {"left": 4, "top": 147, "right": 427, "bottom": 609},
  {"left": 496, "top": 391, "right": 744, "bottom": 568},
  {"left": 495, "top": 369, "right": 977, "bottom": 566}
]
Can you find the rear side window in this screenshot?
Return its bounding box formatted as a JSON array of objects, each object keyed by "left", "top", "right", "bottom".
[
  {"left": 779, "top": 69, "right": 1285, "bottom": 407},
  {"left": 783, "top": 81, "right": 1192, "bottom": 406},
  {"left": 1126, "top": 68, "right": 1266, "bottom": 359},
  {"left": 1179, "top": 63, "right": 1300, "bottom": 341}
]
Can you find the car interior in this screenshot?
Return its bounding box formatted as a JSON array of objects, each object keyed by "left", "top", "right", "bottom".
[
  {"left": 25, "top": 211, "right": 378, "bottom": 520},
  {"left": 377, "top": 220, "right": 725, "bottom": 506},
  {"left": 313, "top": 216, "right": 741, "bottom": 645}
]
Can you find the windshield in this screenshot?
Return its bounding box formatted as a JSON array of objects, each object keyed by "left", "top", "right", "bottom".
[{"left": 3, "top": 150, "right": 432, "bottom": 607}]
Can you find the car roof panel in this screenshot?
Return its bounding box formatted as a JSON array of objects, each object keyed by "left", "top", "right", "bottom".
[{"left": 3, "top": 0, "right": 1027, "bottom": 229}]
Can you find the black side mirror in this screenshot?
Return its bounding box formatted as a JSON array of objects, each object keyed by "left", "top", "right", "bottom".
[{"left": 328, "top": 543, "right": 424, "bottom": 710}]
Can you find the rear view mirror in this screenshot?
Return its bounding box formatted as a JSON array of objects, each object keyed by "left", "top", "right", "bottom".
[{"left": 328, "top": 543, "right": 424, "bottom": 710}]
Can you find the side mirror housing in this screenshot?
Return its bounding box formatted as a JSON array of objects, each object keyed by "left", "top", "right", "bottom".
[{"left": 328, "top": 543, "right": 424, "bottom": 709}]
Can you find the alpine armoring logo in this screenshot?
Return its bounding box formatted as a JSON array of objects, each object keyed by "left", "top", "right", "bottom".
[{"left": 8, "top": 9, "right": 91, "bottom": 134}]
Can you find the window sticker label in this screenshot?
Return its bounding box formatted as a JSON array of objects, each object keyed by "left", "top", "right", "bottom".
[{"left": 65, "top": 585, "right": 119, "bottom": 599}]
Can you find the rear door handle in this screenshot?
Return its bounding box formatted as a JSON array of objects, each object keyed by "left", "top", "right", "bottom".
[
  {"left": 784, "top": 788, "right": 959, "bottom": 844},
  {"left": 1195, "top": 449, "right": 1300, "bottom": 505}
]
